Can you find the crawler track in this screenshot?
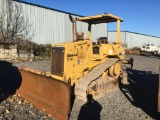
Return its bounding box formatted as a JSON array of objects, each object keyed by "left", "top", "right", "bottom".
[{"left": 75, "top": 58, "right": 119, "bottom": 101}]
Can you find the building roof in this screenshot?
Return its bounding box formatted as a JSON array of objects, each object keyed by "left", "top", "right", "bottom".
[
  {"left": 13, "top": 0, "right": 84, "bottom": 17},
  {"left": 109, "top": 31, "right": 160, "bottom": 38}
]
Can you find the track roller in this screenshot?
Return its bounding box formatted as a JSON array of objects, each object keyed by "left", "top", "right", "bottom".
[{"left": 109, "top": 62, "right": 121, "bottom": 77}]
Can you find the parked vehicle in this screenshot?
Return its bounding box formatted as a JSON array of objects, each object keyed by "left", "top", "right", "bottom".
[{"left": 140, "top": 42, "right": 160, "bottom": 55}]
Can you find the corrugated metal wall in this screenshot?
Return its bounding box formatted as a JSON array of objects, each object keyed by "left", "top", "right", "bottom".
[
  {"left": 11, "top": 1, "right": 107, "bottom": 44},
  {"left": 108, "top": 31, "right": 160, "bottom": 49}
]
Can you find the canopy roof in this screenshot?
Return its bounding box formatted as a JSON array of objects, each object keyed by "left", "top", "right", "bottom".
[{"left": 76, "top": 13, "right": 123, "bottom": 24}]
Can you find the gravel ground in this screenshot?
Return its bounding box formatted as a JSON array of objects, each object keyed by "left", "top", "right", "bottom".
[
  {"left": 0, "top": 55, "right": 160, "bottom": 120},
  {"left": 0, "top": 60, "right": 53, "bottom": 120}
]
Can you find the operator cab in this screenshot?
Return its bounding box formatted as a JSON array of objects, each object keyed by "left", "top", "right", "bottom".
[
  {"left": 93, "top": 37, "right": 108, "bottom": 54},
  {"left": 97, "top": 37, "right": 108, "bottom": 44}
]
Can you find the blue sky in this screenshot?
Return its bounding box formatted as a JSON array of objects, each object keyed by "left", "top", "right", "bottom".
[{"left": 22, "top": 0, "right": 160, "bottom": 37}]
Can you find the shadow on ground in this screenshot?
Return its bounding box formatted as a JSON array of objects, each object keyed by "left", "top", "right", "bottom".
[
  {"left": 140, "top": 54, "right": 160, "bottom": 59},
  {"left": 77, "top": 94, "right": 102, "bottom": 120},
  {"left": 0, "top": 60, "right": 22, "bottom": 102},
  {"left": 120, "top": 66, "right": 160, "bottom": 119}
]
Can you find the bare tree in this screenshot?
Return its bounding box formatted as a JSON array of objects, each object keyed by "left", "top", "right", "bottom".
[{"left": 0, "top": 0, "right": 33, "bottom": 57}]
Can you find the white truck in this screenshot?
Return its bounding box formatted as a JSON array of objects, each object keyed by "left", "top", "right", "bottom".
[{"left": 140, "top": 42, "right": 160, "bottom": 55}]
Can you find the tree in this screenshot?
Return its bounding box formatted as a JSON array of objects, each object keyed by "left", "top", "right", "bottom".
[{"left": 0, "top": 0, "right": 33, "bottom": 57}]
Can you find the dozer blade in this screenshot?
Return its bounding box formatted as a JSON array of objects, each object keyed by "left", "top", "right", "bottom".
[{"left": 16, "top": 67, "right": 71, "bottom": 120}]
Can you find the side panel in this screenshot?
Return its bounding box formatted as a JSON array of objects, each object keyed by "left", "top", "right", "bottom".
[
  {"left": 99, "top": 44, "right": 125, "bottom": 60},
  {"left": 16, "top": 67, "right": 71, "bottom": 120}
]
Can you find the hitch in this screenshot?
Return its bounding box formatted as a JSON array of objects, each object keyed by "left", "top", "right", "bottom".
[{"left": 123, "top": 57, "right": 134, "bottom": 69}]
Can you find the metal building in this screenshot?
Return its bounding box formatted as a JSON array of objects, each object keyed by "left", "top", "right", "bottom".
[
  {"left": 0, "top": 0, "right": 107, "bottom": 44},
  {"left": 108, "top": 31, "right": 160, "bottom": 49}
]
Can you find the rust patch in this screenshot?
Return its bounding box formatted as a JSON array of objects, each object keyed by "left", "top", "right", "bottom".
[{"left": 77, "top": 50, "right": 86, "bottom": 59}]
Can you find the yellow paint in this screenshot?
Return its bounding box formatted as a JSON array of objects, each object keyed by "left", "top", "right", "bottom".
[
  {"left": 116, "top": 20, "right": 121, "bottom": 44},
  {"left": 102, "top": 71, "right": 108, "bottom": 78},
  {"left": 76, "top": 13, "right": 123, "bottom": 22},
  {"left": 51, "top": 13, "right": 126, "bottom": 86},
  {"left": 113, "top": 62, "right": 121, "bottom": 76}
]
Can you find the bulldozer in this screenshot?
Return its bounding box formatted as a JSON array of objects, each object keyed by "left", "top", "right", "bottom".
[{"left": 16, "top": 13, "right": 131, "bottom": 120}]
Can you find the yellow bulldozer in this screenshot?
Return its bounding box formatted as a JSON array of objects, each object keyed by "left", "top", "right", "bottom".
[{"left": 16, "top": 13, "right": 133, "bottom": 119}]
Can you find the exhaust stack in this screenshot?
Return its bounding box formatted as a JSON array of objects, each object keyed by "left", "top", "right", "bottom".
[{"left": 69, "top": 14, "right": 77, "bottom": 42}]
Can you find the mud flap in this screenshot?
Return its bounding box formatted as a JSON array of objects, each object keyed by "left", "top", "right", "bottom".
[{"left": 16, "top": 67, "right": 71, "bottom": 120}]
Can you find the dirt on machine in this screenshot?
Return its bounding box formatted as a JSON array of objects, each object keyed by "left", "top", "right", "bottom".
[{"left": 16, "top": 13, "right": 133, "bottom": 119}]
